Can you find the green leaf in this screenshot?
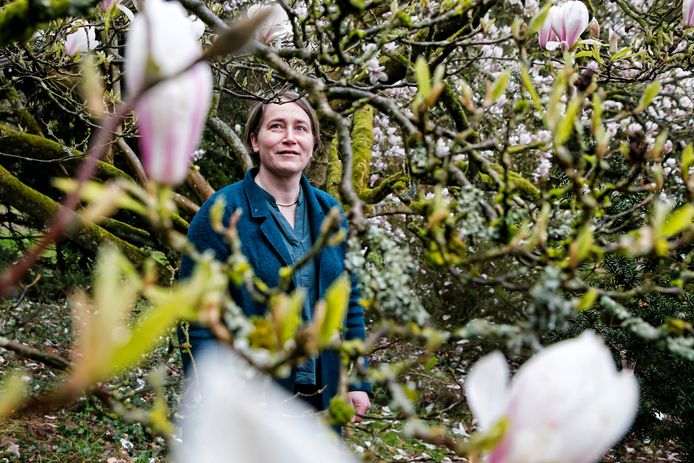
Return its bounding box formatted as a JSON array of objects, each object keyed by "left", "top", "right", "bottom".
[
  {"left": 660, "top": 204, "right": 694, "bottom": 238},
  {"left": 545, "top": 71, "right": 566, "bottom": 131},
  {"left": 52, "top": 179, "right": 146, "bottom": 215},
  {"left": 209, "top": 197, "right": 226, "bottom": 232},
  {"left": 569, "top": 225, "right": 594, "bottom": 267},
  {"left": 527, "top": 2, "right": 553, "bottom": 35},
  {"left": 328, "top": 395, "right": 355, "bottom": 426},
  {"left": 0, "top": 371, "right": 27, "bottom": 418},
  {"left": 319, "top": 274, "right": 350, "bottom": 346},
  {"left": 520, "top": 64, "right": 542, "bottom": 112},
  {"left": 636, "top": 81, "right": 661, "bottom": 113},
  {"left": 414, "top": 56, "right": 432, "bottom": 98},
  {"left": 108, "top": 256, "right": 226, "bottom": 379},
  {"left": 270, "top": 289, "right": 305, "bottom": 346},
  {"left": 489, "top": 70, "right": 511, "bottom": 104},
  {"left": 349, "top": 0, "right": 365, "bottom": 10},
  {"left": 610, "top": 46, "right": 633, "bottom": 61},
  {"left": 576, "top": 288, "right": 600, "bottom": 312},
  {"left": 554, "top": 96, "right": 582, "bottom": 146}
]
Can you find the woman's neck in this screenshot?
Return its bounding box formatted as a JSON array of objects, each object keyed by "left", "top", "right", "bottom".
[{"left": 254, "top": 168, "right": 301, "bottom": 205}]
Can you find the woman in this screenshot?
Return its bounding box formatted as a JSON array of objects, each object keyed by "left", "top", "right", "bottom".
[{"left": 179, "top": 92, "right": 371, "bottom": 420}]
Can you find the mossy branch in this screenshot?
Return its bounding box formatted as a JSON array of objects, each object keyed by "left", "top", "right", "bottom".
[
  {"left": 0, "top": 123, "right": 129, "bottom": 181},
  {"left": 351, "top": 105, "right": 374, "bottom": 198},
  {"left": 325, "top": 136, "right": 342, "bottom": 199},
  {"left": 0, "top": 163, "right": 165, "bottom": 274}
]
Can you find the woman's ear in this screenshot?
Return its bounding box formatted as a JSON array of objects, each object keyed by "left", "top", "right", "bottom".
[{"left": 250, "top": 133, "right": 259, "bottom": 154}]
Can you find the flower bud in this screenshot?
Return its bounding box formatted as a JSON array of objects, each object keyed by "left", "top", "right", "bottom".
[
  {"left": 589, "top": 17, "right": 600, "bottom": 39},
  {"left": 247, "top": 3, "right": 292, "bottom": 44},
  {"left": 124, "top": 0, "right": 213, "bottom": 186},
  {"left": 550, "top": 1, "right": 590, "bottom": 50}
]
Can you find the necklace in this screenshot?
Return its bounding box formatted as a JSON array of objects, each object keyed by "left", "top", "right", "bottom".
[{"left": 276, "top": 198, "right": 299, "bottom": 207}]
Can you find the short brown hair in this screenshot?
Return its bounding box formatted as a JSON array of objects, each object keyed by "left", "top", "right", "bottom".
[{"left": 243, "top": 91, "right": 322, "bottom": 166}]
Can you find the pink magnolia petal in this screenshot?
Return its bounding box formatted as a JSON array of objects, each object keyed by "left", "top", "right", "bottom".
[
  {"left": 563, "top": 1, "right": 590, "bottom": 49},
  {"left": 125, "top": 0, "right": 212, "bottom": 185}
]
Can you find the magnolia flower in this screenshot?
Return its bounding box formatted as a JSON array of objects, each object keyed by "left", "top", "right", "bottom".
[
  {"left": 124, "top": 0, "right": 212, "bottom": 185},
  {"left": 247, "top": 3, "right": 292, "bottom": 44},
  {"left": 366, "top": 57, "right": 388, "bottom": 85},
  {"left": 465, "top": 331, "right": 639, "bottom": 463},
  {"left": 540, "top": 1, "right": 590, "bottom": 51},
  {"left": 685, "top": 0, "right": 694, "bottom": 27},
  {"left": 552, "top": 1, "right": 589, "bottom": 49},
  {"left": 64, "top": 22, "right": 99, "bottom": 57},
  {"left": 538, "top": 6, "right": 559, "bottom": 48},
  {"left": 173, "top": 347, "right": 357, "bottom": 463}
]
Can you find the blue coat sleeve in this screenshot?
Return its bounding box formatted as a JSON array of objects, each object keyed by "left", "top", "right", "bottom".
[{"left": 178, "top": 198, "right": 230, "bottom": 376}]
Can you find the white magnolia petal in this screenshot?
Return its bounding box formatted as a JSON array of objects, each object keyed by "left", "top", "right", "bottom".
[
  {"left": 544, "top": 40, "right": 561, "bottom": 51},
  {"left": 188, "top": 15, "right": 206, "bottom": 40},
  {"left": 125, "top": 0, "right": 211, "bottom": 185},
  {"left": 550, "top": 3, "right": 566, "bottom": 41},
  {"left": 560, "top": 372, "right": 639, "bottom": 463},
  {"left": 174, "top": 347, "right": 357, "bottom": 463},
  {"left": 464, "top": 351, "right": 509, "bottom": 430},
  {"left": 117, "top": 4, "right": 135, "bottom": 21},
  {"left": 65, "top": 24, "right": 99, "bottom": 57}
]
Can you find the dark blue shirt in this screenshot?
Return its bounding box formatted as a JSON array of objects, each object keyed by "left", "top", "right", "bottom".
[{"left": 261, "top": 187, "right": 317, "bottom": 385}]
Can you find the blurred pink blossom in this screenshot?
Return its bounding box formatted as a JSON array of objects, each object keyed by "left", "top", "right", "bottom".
[
  {"left": 465, "top": 331, "right": 639, "bottom": 463},
  {"left": 552, "top": 1, "right": 590, "bottom": 49},
  {"left": 124, "top": 0, "right": 212, "bottom": 185}
]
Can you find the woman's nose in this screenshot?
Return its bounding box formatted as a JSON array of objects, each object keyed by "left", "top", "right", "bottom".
[{"left": 282, "top": 129, "right": 298, "bottom": 143}]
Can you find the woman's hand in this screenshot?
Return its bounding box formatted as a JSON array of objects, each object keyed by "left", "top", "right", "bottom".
[{"left": 348, "top": 391, "right": 371, "bottom": 423}]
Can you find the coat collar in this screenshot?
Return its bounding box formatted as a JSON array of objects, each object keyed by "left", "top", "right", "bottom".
[
  {"left": 242, "top": 168, "right": 326, "bottom": 233},
  {"left": 241, "top": 168, "right": 327, "bottom": 268}
]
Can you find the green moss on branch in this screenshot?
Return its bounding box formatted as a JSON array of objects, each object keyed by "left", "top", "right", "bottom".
[{"left": 0, "top": 163, "right": 165, "bottom": 273}]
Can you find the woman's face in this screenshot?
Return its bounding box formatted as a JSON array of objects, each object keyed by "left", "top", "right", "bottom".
[{"left": 251, "top": 102, "right": 315, "bottom": 179}]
